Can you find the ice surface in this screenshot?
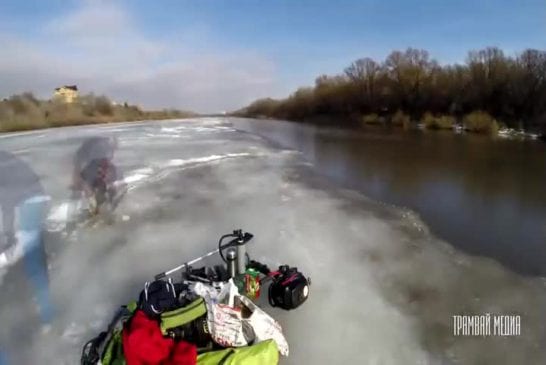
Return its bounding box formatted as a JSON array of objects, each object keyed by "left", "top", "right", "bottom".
[
  {"left": 123, "top": 173, "right": 149, "bottom": 184},
  {"left": 0, "top": 119, "right": 545, "bottom": 364},
  {"left": 165, "top": 153, "right": 251, "bottom": 167}
]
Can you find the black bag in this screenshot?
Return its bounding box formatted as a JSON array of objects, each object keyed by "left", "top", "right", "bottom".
[
  {"left": 165, "top": 314, "right": 211, "bottom": 347},
  {"left": 138, "top": 280, "right": 179, "bottom": 319},
  {"left": 268, "top": 266, "right": 310, "bottom": 310}
]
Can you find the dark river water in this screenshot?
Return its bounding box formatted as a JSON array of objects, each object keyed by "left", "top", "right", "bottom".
[{"left": 231, "top": 118, "right": 546, "bottom": 277}]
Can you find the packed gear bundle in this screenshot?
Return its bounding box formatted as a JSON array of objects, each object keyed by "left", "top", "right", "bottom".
[{"left": 81, "top": 230, "right": 310, "bottom": 365}]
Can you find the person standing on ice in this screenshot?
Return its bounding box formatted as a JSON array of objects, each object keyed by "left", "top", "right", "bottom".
[{"left": 0, "top": 151, "right": 54, "bottom": 320}]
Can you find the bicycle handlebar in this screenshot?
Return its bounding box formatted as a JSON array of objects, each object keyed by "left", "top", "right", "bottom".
[{"left": 154, "top": 229, "right": 253, "bottom": 280}]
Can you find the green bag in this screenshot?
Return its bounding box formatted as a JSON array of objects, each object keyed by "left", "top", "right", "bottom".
[
  {"left": 160, "top": 297, "right": 208, "bottom": 336},
  {"left": 81, "top": 301, "right": 137, "bottom": 365},
  {"left": 100, "top": 301, "right": 138, "bottom": 365},
  {"left": 85, "top": 298, "right": 208, "bottom": 365},
  {"left": 197, "top": 340, "right": 279, "bottom": 365},
  {"left": 101, "top": 330, "right": 125, "bottom": 365}
]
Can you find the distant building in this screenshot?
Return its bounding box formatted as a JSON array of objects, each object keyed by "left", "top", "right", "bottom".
[{"left": 53, "top": 85, "right": 78, "bottom": 103}]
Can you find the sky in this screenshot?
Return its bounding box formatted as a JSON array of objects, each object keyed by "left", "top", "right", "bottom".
[{"left": 0, "top": 0, "right": 544, "bottom": 113}]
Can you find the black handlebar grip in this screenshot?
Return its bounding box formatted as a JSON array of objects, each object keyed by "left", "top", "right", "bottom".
[{"left": 248, "top": 260, "right": 270, "bottom": 275}]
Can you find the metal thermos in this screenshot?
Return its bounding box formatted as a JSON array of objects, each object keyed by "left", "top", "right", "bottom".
[
  {"left": 226, "top": 248, "right": 237, "bottom": 278},
  {"left": 236, "top": 239, "right": 246, "bottom": 274}
]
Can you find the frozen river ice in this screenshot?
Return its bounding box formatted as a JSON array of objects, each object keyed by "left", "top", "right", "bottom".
[{"left": 0, "top": 118, "right": 545, "bottom": 364}]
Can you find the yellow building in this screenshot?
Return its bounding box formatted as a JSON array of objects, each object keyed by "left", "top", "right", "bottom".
[{"left": 53, "top": 85, "right": 78, "bottom": 103}]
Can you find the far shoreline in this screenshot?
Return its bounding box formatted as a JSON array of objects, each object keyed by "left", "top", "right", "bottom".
[
  {"left": 0, "top": 116, "right": 199, "bottom": 136},
  {"left": 0, "top": 92, "right": 197, "bottom": 134},
  {"left": 234, "top": 114, "right": 545, "bottom": 143}
]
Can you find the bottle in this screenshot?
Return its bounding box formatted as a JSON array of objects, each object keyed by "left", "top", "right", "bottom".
[{"left": 226, "top": 248, "right": 237, "bottom": 278}]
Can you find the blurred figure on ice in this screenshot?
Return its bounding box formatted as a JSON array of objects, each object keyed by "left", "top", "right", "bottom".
[
  {"left": 0, "top": 150, "right": 54, "bottom": 324},
  {"left": 67, "top": 136, "right": 126, "bottom": 228}
]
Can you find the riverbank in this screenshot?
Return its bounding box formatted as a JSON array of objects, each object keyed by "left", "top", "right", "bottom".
[
  {"left": 236, "top": 112, "right": 544, "bottom": 141},
  {"left": 0, "top": 93, "right": 196, "bottom": 133}
]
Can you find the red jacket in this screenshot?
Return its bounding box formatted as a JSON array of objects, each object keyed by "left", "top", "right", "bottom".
[{"left": 123, "top": 310, "right": 197, "bottom": 365}]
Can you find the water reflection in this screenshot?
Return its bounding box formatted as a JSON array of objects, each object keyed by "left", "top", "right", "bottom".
[{"left": 232, "top": 119, "right": 546, "bottom": 276}]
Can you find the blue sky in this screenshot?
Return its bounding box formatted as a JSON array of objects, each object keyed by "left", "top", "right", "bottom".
[{"left": 0, "top": 0, "right": 544, "bottom": 112}]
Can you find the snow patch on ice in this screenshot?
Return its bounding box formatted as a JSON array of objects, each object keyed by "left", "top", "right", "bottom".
[
  {"left": 62, "top": 322, "right": 87, "bottom": 345},
  {"left": 132, "top": 167, "right": 154, "bottom": 175},
  {"left": 123, "top": 173, "right": 149, "bottom": 184},
  {"left": 160, "top": 126, "right": 189, "bottom": 133},
  {"left": 165, "top": 153, "right": 252, "bottom": 167},
  {"left": 46, "top": 201, "right": 80, "bottom": 231}
]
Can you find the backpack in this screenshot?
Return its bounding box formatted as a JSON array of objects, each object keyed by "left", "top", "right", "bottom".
[
  {"left": 81, "top": 301, "right": 137, "bottom": 365},
  {"left": 81, "top": 298, "right": 209, "bottom": 365},
  {"left": 81, "top": 297, "right": 279, "bottom": 365},
  {"left": 196, "top": 340, "right": 279, "bottom": 365}
]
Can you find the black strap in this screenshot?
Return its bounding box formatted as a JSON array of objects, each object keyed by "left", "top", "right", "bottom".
[
  {"left": 218, "top": 349, "right": 235, "bottom": 365},
  {"left": 81, "top": 331, "right": 106, "bottom": 365}
]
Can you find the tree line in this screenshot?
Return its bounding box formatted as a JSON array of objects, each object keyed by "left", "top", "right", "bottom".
[
  {"left": 0, "top": 93, "right": 194, "bottom": 132},
  {"left": 237, "top": 47, "right": 546, "bottom": 134}
]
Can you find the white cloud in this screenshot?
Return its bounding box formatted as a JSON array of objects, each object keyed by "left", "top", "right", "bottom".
[
  {"left": 46, "top": 1, "right": 130, "bottom": 40},
  {"left": 0, "top": 1, "right": 284, "bottom": 113}
]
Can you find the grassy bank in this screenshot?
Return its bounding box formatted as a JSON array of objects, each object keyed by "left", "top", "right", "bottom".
[
  {"left": 238, "top": 107, "right": 502, "bottom": 136},
  {"left": 238, "top": 105, "right": 509, "bottom": 137},
  {"left": 0, "top": 93, "right": 195, "bottom": 133},
  {"left": 236, "top": 104, "right": 520, "bottom": 137}
]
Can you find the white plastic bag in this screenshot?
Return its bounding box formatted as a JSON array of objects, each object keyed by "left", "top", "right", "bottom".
[
  {"left": 192, "top": 279, "right": 249, "bottom": 347},
  {"left": 207, "top": 303, "right": 249, "bottom": 347},
  {"left": 238, "top": 295, "right": 289, "bottom": 356},
  {"left": 191, "top": 279, "right": 238, "bottom": 305},
  {"left": 190, "top": 279, "right": 289, "bottom": 355}
]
